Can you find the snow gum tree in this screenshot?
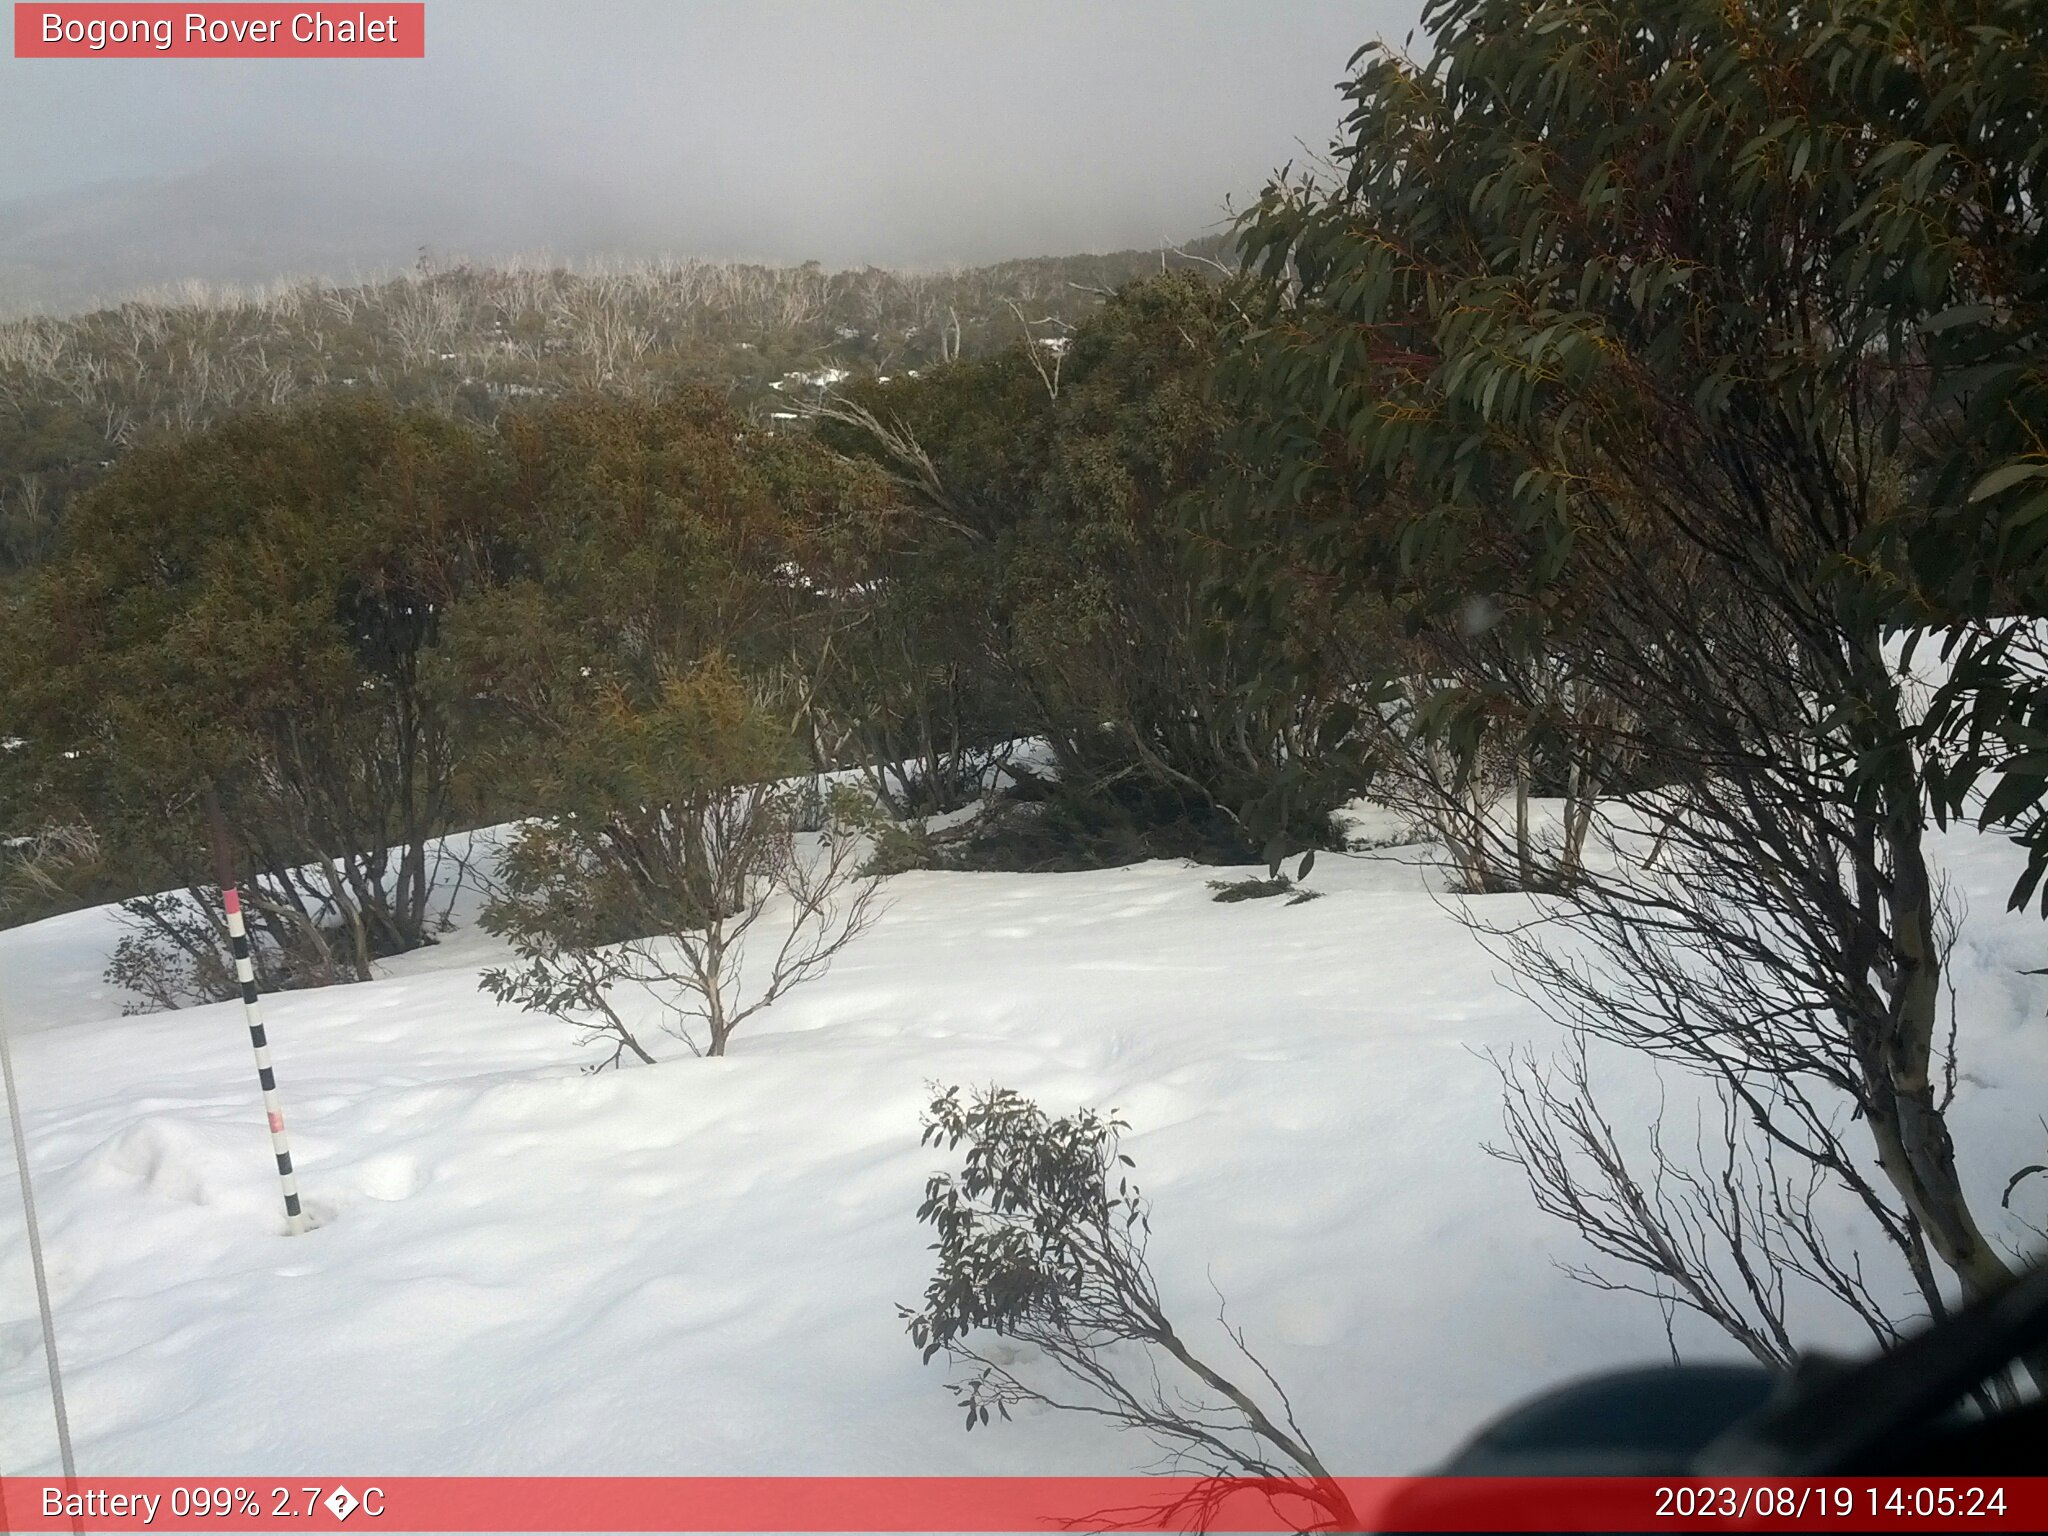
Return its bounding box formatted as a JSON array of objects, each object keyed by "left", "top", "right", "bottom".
[
  {"left": 2, "top": 395, "right": 511, "bottom": 998},
  {"left": 818, "top": 276, "right": 1376, "bottom": 863},
  {"left": 479, "top": 655, "right": 881, "bottom": 1062},
  {"left": 461, "top": 393, "right": 887, "bottom": 1062},
  {"left": 1234, "top": 0, "right": 2048, "bottom": 1361}
]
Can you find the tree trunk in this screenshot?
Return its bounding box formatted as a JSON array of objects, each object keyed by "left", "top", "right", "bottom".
[
  {"left": 1870, "top": 808, "right": 2013, "bottom": 1302},
  {"left": 1845, "top": 634, "right": 2035, "bottom": 1386}
]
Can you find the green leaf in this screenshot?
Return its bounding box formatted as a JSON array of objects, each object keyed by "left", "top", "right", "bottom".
[{"left": 1970, "top": 461, "right": 2048, "bottom": 502}]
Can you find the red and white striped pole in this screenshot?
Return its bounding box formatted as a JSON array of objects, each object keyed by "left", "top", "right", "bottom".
[{"left": 206, "top": 792, "right": 309, "bottom": 1236}]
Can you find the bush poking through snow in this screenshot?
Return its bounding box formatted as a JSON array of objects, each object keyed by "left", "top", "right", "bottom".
[
  {"left": 1206, "top": 875, "right": 1321, "bottom": 905},
  {"left": 903, "top": 1085, "right": 1355, "bottom": 1530},
  {"left": 481, "top": 781, "right": 882, "bottom": 1065},
  {"left": 478, "top": 660, "right": 884, "bottom": 1064},
  {"left": 837, "top": 797, "right": 938, "bottom": 880}
]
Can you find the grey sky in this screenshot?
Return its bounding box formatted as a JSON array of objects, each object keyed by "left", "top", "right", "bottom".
[{"left": 0, "top": 2, "right": 1422, "bottom": 274}]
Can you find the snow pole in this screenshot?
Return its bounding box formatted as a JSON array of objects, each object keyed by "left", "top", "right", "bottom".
[
  {"left": 206, "top": 792, "right": 309, "bottom": 1236},
  {"left": 0, "top": 954, "right": 79, "bottom": 1507}
]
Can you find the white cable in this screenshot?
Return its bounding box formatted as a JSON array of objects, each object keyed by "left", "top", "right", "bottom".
[{"left": 0, "top": 973, "right": 76, "bottom": 1481}]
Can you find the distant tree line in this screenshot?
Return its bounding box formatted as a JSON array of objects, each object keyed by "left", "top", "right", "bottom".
[{"left": 0, "top": 242, "right": 1232, "bottom": 581}]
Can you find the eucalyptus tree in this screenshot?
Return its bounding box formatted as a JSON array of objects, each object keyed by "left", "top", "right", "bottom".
[
  {"left": 1234, "top": 0, "right": 2048, "bottom": 1351},
  {"left": 4, "top": 395, "right": 511, "bottom": 997},
  {"left": 456, "top": 392, "right": 888, "bottom": 1062}
]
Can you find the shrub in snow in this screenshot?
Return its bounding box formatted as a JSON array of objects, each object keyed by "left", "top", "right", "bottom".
[
  {"left": 788, "top": 776, "right": 830, "bottom": 834},
  {"left": 479, "top": 658, "right": 881, "bottom": 1064},
  {"left": 0, "top": 820, "right": 100, "bottom": 927},
  {"left": 1206, "top": 874, "right": 1320, "bottom": 905},
  {"left": 903, "top": 1085, "right": 1354, "bottom": 1531},
  {"left": 851, "top": 810, "right": 938, "bottom": 880}
]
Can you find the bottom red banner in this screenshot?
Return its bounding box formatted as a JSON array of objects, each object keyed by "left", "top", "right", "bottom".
[{"left": 0, "top": 1477, "right": 2039, "bottom": 1533}]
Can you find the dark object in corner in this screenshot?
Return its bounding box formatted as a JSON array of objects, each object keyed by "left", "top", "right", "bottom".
[{"left": 1379, "top": 1269, "right": 2048, "bottom": 1531}]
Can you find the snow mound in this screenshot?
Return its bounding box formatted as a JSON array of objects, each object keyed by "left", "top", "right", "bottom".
[{"left": 79, "top": 1119, "right": 257, "bottom": 1210}]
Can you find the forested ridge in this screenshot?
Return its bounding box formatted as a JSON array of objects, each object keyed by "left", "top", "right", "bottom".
[{"left": 0, "top": 240, "right": 1231, "bottom": 578}]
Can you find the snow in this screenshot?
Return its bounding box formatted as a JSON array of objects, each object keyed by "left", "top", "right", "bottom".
[
  {"left": 0, "top": 809, "right": 2043, "bottom": 1477},
  {"left": 773, "top": 367, "right": 851, "bottom": 394}
]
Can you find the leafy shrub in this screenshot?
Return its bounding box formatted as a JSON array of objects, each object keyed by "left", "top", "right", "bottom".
[
  {"left": 931, "top": 765, "right": 1342, "bottom": 874},
  {"left": 1206, "top": 874, "right": 1321, "bottom": 904},
  {"left": 903, "top": 1084, "right": 1353, "bottom": 1527}
]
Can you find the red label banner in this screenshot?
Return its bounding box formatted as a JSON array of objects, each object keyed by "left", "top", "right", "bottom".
[
  {"left": 0, "top": 1477, "right": 2041, "bottom": 1532},
  {"left": 13, "top": 4, "right": 424, "bottom": 57}
]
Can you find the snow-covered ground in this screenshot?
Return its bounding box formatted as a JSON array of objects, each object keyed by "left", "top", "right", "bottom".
[{"left": 0, "top": 809, "right": 2043, "bottom": 1477}]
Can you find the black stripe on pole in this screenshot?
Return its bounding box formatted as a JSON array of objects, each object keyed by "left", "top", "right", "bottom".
[
  {"left": 249, "top": 1023, "right": 267, "bottom": 1048},
  {"left": 241, "top": 981, "right": 260, "bottom": 1005},
  {"left": 230, "top": 934, "right": 251, "bottom": 961},
  {"left": 284, "top": 1191, "right": 302, "bottom": 1216},
  {"left": 276, "top": 1152, "right": 293, "bottom": 1176},
  {"left": 259, "top": 1066, "right": 275, "bottom": 1091}
]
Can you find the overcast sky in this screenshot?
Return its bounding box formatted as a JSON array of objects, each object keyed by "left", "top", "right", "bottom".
[{"left": 0, "top": 2, "right": 1423, "bottom": 272}]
